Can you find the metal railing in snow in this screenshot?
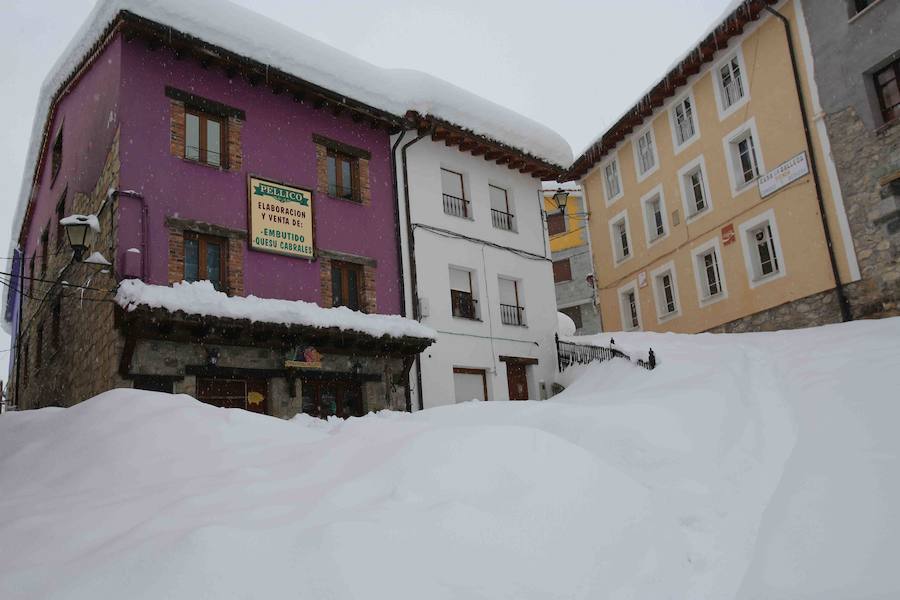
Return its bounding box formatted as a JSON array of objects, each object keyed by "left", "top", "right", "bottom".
[{"left": 555, "top": 334, "right": 656, "bottom": 372}]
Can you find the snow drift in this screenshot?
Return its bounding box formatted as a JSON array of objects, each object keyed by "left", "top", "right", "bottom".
[{"left": 1, "top": 318, "right": 898, "bottom": 599}]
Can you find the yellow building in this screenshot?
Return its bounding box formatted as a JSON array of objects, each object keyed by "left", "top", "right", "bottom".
[
  {"left": 570, "top": 0, "right": 859, "bottom": 333},
  {"left": 543, "top": 186, "right": 601, "bottom": 333}
]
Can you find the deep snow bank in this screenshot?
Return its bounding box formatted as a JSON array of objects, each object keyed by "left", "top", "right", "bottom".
[{"left": 0, "top": 319, "right": 898, "bottom": 599}]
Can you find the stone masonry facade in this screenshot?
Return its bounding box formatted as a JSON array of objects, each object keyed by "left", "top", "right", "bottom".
[
  {"left": 707, "top": 288, "right": 843, "bottom": 334},
  {"left": 826, "top": 107, "right": 900, "bottom": 318},
  {"left": 14, "top": 131, "right": 127, "bottom": 409}
]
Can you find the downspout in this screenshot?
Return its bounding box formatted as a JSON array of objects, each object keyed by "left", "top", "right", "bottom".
[
  {"left": 111, "top": 189, "right": 148, "bottom": 281},
  {"left": 390, "top": 128, "right": 411, "bottom": 411},
  {"left": 399, "top": 125, "right": 434, "bottom": 411},
  {"left": 13, "top": 249, "right": 24, "bottom": 409},
  {"left": 765, "top": 5, "right": 852, "bottom": 322}
]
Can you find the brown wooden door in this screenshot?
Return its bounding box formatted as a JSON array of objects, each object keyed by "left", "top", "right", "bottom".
[
  {"left": 506, "top": 364, "right": 528, "bottom": 400},
  {"left": 301, "top": 380, "right": 364, "bottom": 419},
  {"left": 245, "top": 379, "right": 268, "bottom": 414}
]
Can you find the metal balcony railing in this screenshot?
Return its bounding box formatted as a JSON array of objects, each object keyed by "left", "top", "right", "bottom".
[
  {"left": 442, "top": 193, "right": 470, "bottom": 218},
  {"left": 500, "top": 303, "right": 524, "bottom": 326},
  {"left": 491, "top": 209, "right": 515, "bottom": 231}
]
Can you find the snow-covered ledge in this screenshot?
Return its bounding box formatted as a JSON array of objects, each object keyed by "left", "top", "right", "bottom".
[{"left": 115, "top": 280, "right": 436, "bottom": 341}]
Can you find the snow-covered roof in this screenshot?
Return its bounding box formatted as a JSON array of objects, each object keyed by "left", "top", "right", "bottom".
[
  {"left": 116, "top": 279, "right": 436, "bottom": 341},
  {"left": 568, "top": 0, "right": 767, "bottom": 179}
]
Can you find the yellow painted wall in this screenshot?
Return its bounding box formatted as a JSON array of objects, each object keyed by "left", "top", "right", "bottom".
[
  {"left": 582, "top": 0, "right": 857, "bottom": 333},
  {"left": 545, "top": 192, "right": 587, "bottom": 252}
]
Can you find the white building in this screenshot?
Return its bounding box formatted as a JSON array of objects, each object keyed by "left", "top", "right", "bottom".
[{"left": 394, "top": 115, "right": 573, "bottom": 409}]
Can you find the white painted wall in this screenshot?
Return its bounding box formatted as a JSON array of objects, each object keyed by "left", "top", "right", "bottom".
[{"left": 394, "top": 134, "right": 559, "bottom": 409}]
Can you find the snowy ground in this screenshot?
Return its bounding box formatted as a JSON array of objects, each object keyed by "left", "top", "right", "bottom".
[{"left": 1, "top": 319, "right": 898, "bottom": 599}]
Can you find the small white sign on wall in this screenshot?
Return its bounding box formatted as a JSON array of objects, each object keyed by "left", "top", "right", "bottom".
[
  {"left": 758, "top": 151, "right": 809, "bottom": 198},
  {"left": 638, "top": 271, "right": 647, "bottom": 288}
]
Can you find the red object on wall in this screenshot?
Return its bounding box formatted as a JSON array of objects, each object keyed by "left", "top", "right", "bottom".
[{"left": 722, "top": 224, "right": 736, "bottom": 246}]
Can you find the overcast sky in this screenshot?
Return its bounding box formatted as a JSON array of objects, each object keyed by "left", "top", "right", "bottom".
[{"left": 0, "top": 0, "right": 736, "bottom": 375}]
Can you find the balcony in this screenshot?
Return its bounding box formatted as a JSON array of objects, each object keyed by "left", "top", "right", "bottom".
[
  {"left": 443, "top": 193, "right": 470, "bottom": 219},
  {"left": 491, "top": 209, "right": 515, "bottom": 231},
  {"left": 500, "top": 303, "right": 525, "bottom": 326}
]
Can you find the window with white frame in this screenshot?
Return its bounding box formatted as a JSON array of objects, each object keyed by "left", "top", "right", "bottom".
[
  {"left": 692, "top": 239, "right": 726, "bottom": 305},
  {"left": 651, "top": 263, "right": 680, "bottom": 320},
  {"left": 739, "top": 212, "right": 784, "bottom": 285},
  {"left": 724, "top": 119, "right": 764, "bottom": 195},
  {"left": 619, "top": 284, "right": 641, "bottom": 331},
  {"left": 718, "top": 54, "right": 746, "bottom": 111},
  {"left": 671, "top": 95, "right": 697, "bottom": 148},
  {"left": 604, "top": 158, "right": 622, "bottom": 202},
  {"left": 641, "top": 186, "right": 667, "bottom": 244},
  {"left": 635, "top": 128, "right": 657, "bottom": 178},
  {"left": 609, "top": 211, "right": 631, "bottom": 263},
  {"left": 683, "top": 164, "right": 709, "bottom": 218}
]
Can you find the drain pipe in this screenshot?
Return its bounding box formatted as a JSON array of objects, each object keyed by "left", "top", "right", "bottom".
[
  {"left": 764, "top": 5, "right": 852, "bottom": 322},
  {"left": 390, "top": 128, "right": 412, "bottom": 412},
  {"left": 399, "top": 124, "right": 434, "bottom": 411}
]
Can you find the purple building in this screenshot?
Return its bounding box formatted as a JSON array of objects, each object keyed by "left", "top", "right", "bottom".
[{"left": 4, "top": 7, "right": 434, "bottom": 417}]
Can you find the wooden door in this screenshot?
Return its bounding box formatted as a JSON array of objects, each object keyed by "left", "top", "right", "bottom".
[
  {"left": 197, "top": 378, "right": 268, "bottom": 414},
  {"left": 245, "top": 379, "right": 268, "bottom": 414},
  {"left": 506, "top": 363, "right": 528, "bottom": 400},
  {"left": 301, "top": 380, "right": 364, "bottom": 419}
]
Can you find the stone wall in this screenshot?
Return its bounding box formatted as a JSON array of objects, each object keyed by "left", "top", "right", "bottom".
[
  {"left": 707, "top": 288, "right": 843, "bottom": 333},
  {"left": 13, "top": 132, "right": 127, "bottom": 408},
  {"left": 824, "top": 107, "right": 900, "bottom": 318}
]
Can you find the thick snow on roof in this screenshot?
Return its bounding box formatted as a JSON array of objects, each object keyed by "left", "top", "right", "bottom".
[{"left": 115, "top": 279, "right": 436, "bottom": 340}]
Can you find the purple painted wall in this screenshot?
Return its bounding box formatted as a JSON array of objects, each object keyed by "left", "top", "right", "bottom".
[
  {"left": 118, "top": 36, "right": 402, "bottom": 314},
  {"left": 20, "top": 37, "right": 122, "bottom": 274}
]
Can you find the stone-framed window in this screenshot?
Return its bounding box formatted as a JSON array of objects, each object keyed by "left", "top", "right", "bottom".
[
  {"left": 166, "top": 217, "right": 245, "bottom": 296},
  {"left": 167, "top": 87, "right": 244, "bottom": 171},
  {"left": 313, "top": 134, "right": 371, "bottom": 205},
  {"left": 317, "top": 249, "right": 377, "bottom": 313}
]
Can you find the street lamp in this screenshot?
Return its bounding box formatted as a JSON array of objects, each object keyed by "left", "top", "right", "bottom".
[
  {"left": 60, "top": 214, "right": 96, "bottom": 261},
  {"left": 551, "top": 189, "right": 569, "bottom": 215}
]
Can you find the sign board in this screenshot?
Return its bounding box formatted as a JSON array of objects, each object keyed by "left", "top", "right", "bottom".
[
  {"left": 721, "top": 223, "right": 736, "bottom": 246},
  {"left": 248, "top": 176, "right": 315, "bottom": 259},
  {"left": 758, "top": 152, "right": 809, "bottom": 198},
  {"left": 638, "top": 271, "right": 647, "bottom": 288},
  {"left": 285, "top": 346, "right": 323, "bottom": 369}
]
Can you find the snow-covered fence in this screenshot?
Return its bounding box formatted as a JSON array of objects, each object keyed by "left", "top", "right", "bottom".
[{"left": 555, "top": 335, "right": 656, "bottom": 372}]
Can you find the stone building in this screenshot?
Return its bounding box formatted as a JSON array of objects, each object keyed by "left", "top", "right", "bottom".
[
  {"left": 543, "top": 185, "right": 601, "bottom": 334},
  {"left": 3, "top": 2, "right": 443, "bottom": 416},
  {"left": 569, "top": 0, "right": 861, "bottom": 334},
  {"left": 799, "top": 0, "right": 900, "bottom": 318}
]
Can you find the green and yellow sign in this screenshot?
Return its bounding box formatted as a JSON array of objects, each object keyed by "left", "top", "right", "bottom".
[{"left": 248, "top": 176, "right": 314, "bottom": 259}]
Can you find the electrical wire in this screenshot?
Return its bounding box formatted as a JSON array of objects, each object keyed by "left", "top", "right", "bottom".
[{"left": 412, "top": 223, "right": 550, "bottom": 262}]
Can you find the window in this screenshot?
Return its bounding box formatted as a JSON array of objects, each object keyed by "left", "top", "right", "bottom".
[
  {"left": 692, "top": 238, "right": 727, "bottom": 306},
  {"left": 851, "top": 0, "right": 878, "bottom": 15},
  {"left": 36, "top": 324, "right": 43, "bottom": 372},
  {"left": 449, "top": 266, "right": 478, "bottom": 319},
  {"left": 874, "top": 58, "right": 900, "bottom": 124},
  {"left": 183, "top": 232, "right": 227, "bottom": 291},
  {"left": 651, "top": 262, "right": 680, "bottom": 321},
  {"left": 331, "top": 260, "right": 364, "bottom": 311},
  {"left": 302, "top": 379, "right": 363, "bottom": 418},
  {"left": 40, "top": 228, "right": 49, "bottom": 276},
  {"left": 717, "top": 53, "right": 746, "bottom": 112},
  {"left": 678, "top": 156, "right": 711, "bottom": 220},
  {"left": 490, "top": 185, "right": 515, "bottom": 231},
  {"left": 498, "top": 278, "right": 524, "bottom": 326},
  {"left": 184, "top": 109, "right": 225, "bottom": 167},
  {"left": 52, "top": 298, "right": 61, "bottom": 349},
  {"left": 671, "top": 95, "right": 697, "bottom": 148},
  {"left": 618, "top": 283, "right": 641, "bottom": 331},
  {"left": 441, "top": 168, "right": 469, "bottom": 218},
  {"left": 603, "top": 157, "right": 622, "bottom": 203},
  {"left": 724, "top": 119, "right": 764, "bottom": 195},
  {"left": 133, "top": 376, "right": 174, "bottom": 394},
  {"left": 609, "top": 211, "right": 631, "bottom": 264},
  {"left": 560, "top": 305, "right": 583, "bottom": 330},
  {"left": 326, "top": 150, "right": 359, "bottom": 201},
  {"left": 547, "top": 211, "right": 567, "bottom": 236},
  {"left": 51, "top": 126, "right": 63, "bottom": 182},
  {"left": 552, "top": 258, "right": 572, "bottom": 283},
  {"left": 55, "top": 192, "right": 66, "bottom": 250},
  {"left": 739, "top": 211, "right": 784, "bottom": 286},
  {"left": 641, "top": 186, "right": 667, "bottom": 245},
  {"left": 453, "top": 367, "right": 488, "bottom": 403},
  {"left": 634, "top": 128, "right": 657, "bottom": 178}
]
